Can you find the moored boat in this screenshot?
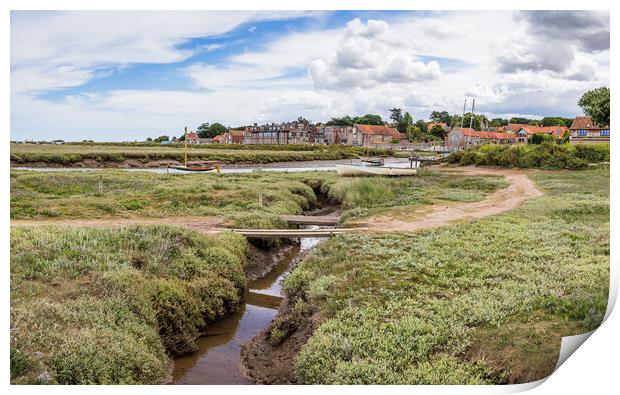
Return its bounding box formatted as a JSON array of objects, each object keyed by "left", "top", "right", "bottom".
[{"left": 336, "top": 164, "right": 418, "bottom": 176}]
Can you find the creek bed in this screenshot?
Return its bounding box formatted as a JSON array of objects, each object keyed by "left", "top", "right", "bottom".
[{"left": 172, "top": 233, "right": 323, "bottom": 384}]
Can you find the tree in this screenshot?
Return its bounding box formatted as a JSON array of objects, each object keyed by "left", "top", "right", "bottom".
[
  {"left": 326, "top": 116, "right": 354, "bottom": 126},
  {"left": 146, "top": 137, "right": 153, "bottom": 142},
  {"left": 529, "top": 133, "right": 555, "bottom": 144},
  {"left": 197, "top": 122, "right": 228, "bottom": 138},
  {"left": 491, "top": 118, "right": 509, "bottom": 127},
  {"left": 430, "top": 124, "right": 447, "bottom": 139},
  {"left": 578, "top": 86, "right": 610, "bottom": 126},
  {"left": 397, "top": 112, "right": 414, "bottom": 135},
  {"left": 297, "top": 116, "right": 310, "bottom": 125},
  {"left": 429, "top": 110, "right": 451, "bottom": 124},
  {"left": 389, "top": 108, "right": 403, "bottom": 124},
  {"left": 154, "top": 135, "right": 169, "bottom": 142},
  {"left": 353, "top": 114, "right": 384, "bottom": 125},
  {"left": 414, "top": 120, "right": 428, "bottom": 134},
  {"left": 541, "top": 117, "right": 573, "bottom": 127}
]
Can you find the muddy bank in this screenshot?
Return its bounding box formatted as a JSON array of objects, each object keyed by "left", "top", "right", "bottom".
[{"left": 240, "top": 304, "right": 321, "bottom": 384}]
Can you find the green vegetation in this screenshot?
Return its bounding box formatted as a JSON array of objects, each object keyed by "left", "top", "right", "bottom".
[
  {"left": 578, "top": 86, "right": 610, "bottom": 126},
  {"left": 10, "top": 169, "right": 508, "bottom": 226},
  {"left": 279, "top": 168, "right": 608, "bottom": 384},
  {"left": 10, "top": 171, "right": 329, "bottom": 226},
  {"left": 10, "top": 143, "right": 401, "bottom": 166},
  {"left": 10, "top": 226, "right": 247, "bottom": 384},
  {"left": 323, "top": 171, "right": 508, "bottom": 222},
  {"left": 446, "top": 142, "right": 610, "bottom": 169}
]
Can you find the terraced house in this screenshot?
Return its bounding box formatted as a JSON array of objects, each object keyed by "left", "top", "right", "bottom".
[
  {"left": 569, "top": 116, "right": 610, "bottom": 143},
  {"left": 243, "top": 121, "right": 322, "bottom": 144}
]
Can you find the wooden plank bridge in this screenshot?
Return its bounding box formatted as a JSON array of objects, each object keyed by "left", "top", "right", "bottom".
[
  {"left": 232, "top": 227, "right": 347, "bottom": 238},
  {"left": 279, "top": 214, "right": 340, "bottom": 226}
]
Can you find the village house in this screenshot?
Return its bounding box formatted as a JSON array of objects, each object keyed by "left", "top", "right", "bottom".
[
  {"left": 427, "top": 122, "right": 450, "bottom": 134},
  {"left": 513, "top": 125, "right": 568, "bottom": 143},
  {"left": 350, "top": 124, "right": 401, "bottom": 146},
  {"left": 569, "top": 116, "right": 610, "bottom": 143},
  {"left": 185, "top": 132, "right": 200, "bottom": 144},
  {"left": 445, "top": 127, "right": 516, "bottom": 149},
  {"left": 213, "top": 130, "right": 245, "bottom": 144},
  {"left": 321, "top": 125, "right": 354, "bottom": 145}
]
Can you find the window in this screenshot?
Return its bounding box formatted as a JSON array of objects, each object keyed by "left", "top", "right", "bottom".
[
  {"left": 601, "top": 130, "right": 609, "bottom": 136},
  {"left": 578, "top": 130, "right": 587, "bottom": 137}
]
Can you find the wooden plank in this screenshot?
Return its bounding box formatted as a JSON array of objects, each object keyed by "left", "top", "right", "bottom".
[
  {"left": 232, "top": 228, "right": 347, "bottom": 238},
  {"left": 280, "top": 215, "right": 340, "bottom": 226}
]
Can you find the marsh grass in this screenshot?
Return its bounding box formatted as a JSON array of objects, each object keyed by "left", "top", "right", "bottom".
[
  {"left": 10, "top": 226, "right": 247, "bottom": 384},
  {"left": 282, "top": 168, "right": 609, "bottom": 384},
  {"left": 11, "top": 170, "right": 509, "bottom": 225},
  {"left": 446, "top": 142, "right": 609, "bottom": 169},
  {"left": 10, "top": 143, "right": 402, "bottom": 165}
]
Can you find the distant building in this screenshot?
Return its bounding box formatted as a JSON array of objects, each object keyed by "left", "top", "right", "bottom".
[
  {"left": 445, "top": 127, "right": 516, "bottom": 149},
  {"left": 213, "top": 130, "right": 245, "bottom": 144},
  {"left": 243, "top": 121, "right": 322, "bottom": 144},
  {"left": 321, "top": 125, "right": 354, "bottom": 145},
  {"left": 185, "top": 132, "right": 200, "bottom": 144},
  {"left": 513, "top": 125, "right": 568, "bottom": 143},
  {"left": 351, "top": 124, "right": 398, "bottom": 146},
  {"left": 569, "top": 116, "right": 610, "bottom": 143}
]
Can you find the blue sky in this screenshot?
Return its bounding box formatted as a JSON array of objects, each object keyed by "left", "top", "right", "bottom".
[{"left": 11, "top": 10, "right": 609, "bottom": 141}]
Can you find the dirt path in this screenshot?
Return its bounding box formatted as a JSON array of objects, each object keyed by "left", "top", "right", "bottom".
[{"left": 352, "top": 166, "right": 543, "bottom": 232}]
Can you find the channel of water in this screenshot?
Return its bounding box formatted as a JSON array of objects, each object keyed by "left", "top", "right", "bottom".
[{"left": 172, "top": 234, "right": 323, "bottom": 385}]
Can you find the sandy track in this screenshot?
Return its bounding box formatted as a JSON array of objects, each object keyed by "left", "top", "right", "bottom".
[{"left": 352, "top": 166, "right": 543, "bottom": 232}]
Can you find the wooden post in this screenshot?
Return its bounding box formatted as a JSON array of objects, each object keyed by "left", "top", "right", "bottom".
[
  {"left": 258, "top": 193, "right": 263, "bottom": 207},
  {"left": 97, "top": 175, "right": 103, "bottom": 196}
]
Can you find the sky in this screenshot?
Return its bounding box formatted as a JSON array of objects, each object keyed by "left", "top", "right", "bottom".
[{"left": 10, "top": 10, "right": 610, "bottom": 141}]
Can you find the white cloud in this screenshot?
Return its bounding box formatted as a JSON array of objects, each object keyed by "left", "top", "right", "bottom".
[
  {"left": 10, "top": 11, "right": 610, "bottom": 141},
  {"left": 308, "top": 18, "right": 441, "bottom": 89},
  {"left": 10, "top": 11, "right": 315, "bottom": 93}
]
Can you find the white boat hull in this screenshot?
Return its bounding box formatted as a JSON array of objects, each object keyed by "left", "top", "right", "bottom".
[{"left": 336, "top": 164, "right": 418, "bottom": 176}]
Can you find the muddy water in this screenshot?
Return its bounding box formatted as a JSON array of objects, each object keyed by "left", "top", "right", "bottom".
[{"left": 172, "top": 235, "right": 323, "bottom": 385}]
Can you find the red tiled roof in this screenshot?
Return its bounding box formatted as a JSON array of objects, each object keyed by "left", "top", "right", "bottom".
[
  {"left": 459, "top": 128, "right": 515, "bottom": 140},
  {"left": 517, "top": 125, "right": 568, "bottom": 138},
  {"left": 355, "top": 124, "right": 392, "bottom": 135},
  {"left": 427, "top": 122, "right": 448, "bottom": 130},
  {"left": 570, "top": 116, "right": 601, "bottom": 130},
  {"left": 387, "top": 127, "right": 401, "bottom": 139},
  {"left": 186, "top": 133, "right": 199, "bottom": 140},
  {"left": 505, "top": 123, "right": 532, "bottom": 132}
]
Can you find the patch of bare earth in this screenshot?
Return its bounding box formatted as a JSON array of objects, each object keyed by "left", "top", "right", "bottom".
[{"left": 353, "top": 166, "right": 543, "bottom": 232}]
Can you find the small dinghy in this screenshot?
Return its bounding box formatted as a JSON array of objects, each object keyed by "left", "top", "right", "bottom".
[
  {"left": 168, "top": 165, "right": 218, "bottom": 172},
  {"left": 336, "top": 164, "right": 418, "bottom": 176}
]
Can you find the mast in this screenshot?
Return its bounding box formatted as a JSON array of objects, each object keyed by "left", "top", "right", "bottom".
[
  {"left": 460, "top": 99, "right": 467, "bottom": 128},
  {"left": 469, "top": 99, "right": 475, "bottom": 129},
  {"left": 184, "top": 126, "right": 188, "bottom": 167}
]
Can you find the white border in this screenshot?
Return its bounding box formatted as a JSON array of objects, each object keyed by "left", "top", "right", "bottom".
[{"left": 3, "top": 1, "right": 617, "bottom": 394}]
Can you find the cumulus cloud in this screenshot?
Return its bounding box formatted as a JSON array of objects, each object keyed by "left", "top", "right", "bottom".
[
  {"left": 308, "top": 18, "right": 440, "bottom": 89},
  {"left": 516, "top": 11, "right": 610, "bottom": 53}
]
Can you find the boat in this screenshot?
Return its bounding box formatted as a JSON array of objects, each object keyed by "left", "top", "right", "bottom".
[
  {"left": 168, "top": 165, "right": 218, "bottom": 172},
  {"left": 360, "top": 157, "right": 384, "bottom": 166},
  {"left": 168, "top": 126, "right": 221, "bottom": 173},
  {"left": 336, "top": 164, "right": 418, "bottom": 176}
]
